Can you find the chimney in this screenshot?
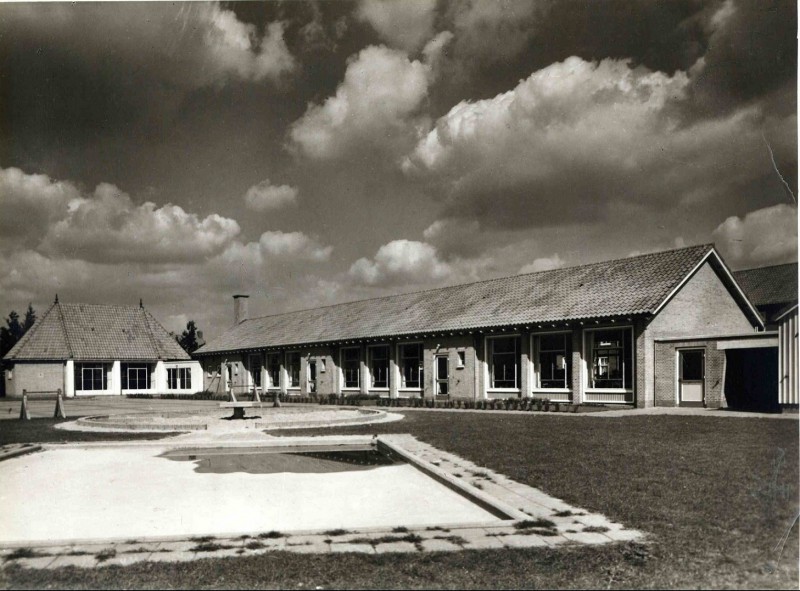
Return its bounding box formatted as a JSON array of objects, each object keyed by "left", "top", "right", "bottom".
[{"left": 233, "top": 294, "right": 249, "bottom": 325}]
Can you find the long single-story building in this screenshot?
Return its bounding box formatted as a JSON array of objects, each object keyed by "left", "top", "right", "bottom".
[
  {"left": 194, "top": 243, "right": 782, "bottom": 409},
  {"left": 3, "top": 299, "right": 202, "bottom": 397}
]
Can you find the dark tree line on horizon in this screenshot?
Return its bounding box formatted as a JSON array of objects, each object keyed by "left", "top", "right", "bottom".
[{"left": 0, "top": 304, "right": 36, "bottom": 360}]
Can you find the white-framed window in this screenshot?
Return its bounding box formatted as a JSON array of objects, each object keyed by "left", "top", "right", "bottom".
[
  {"left": 75, "top": 363, "right": 109, "bottom": 391},
  {"left": 487, "top": 335, "right": 520, "bottom": 390},
  {"left": 248, "top": 354, "right": 263, "bottom": 388},
  {"left": 340, "top": 347, "right": 361, "bottom": 390},
  {"left": 286, "top": 351, "right": 301, "bottom": 389},
  {"left": 266, "top": 353, "right": 281, "bottom": 389},
  {"left": 121, "top": 363, "right": 151, "bottom": 390},
  {"left": 586, "top": 327, "right": 633, "bottom": 390},
  {"left": 532, "top": 332, "right": 572, "bottom": 390},
  {"left": 398, "top": 342, "right": 423, "bottom": 390},
  {"left": 368, "top": 345, "right": 390, "bottom": 389},
  {"left": 167, "top": 367, "right": 192, "bottom": 390}
]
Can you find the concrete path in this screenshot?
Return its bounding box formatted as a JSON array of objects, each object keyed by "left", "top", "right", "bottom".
[{"left": 0, "top": 434, "right": 643, "bottom": 569}]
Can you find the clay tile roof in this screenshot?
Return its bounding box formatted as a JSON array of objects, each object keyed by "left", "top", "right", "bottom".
[
  {"left": 732, "top": 263, "right": 798, "bottom": 307},
  {"left": 3, "top": 302, "right": 189, "bottom": 361},
  {"left": 196, "top": 244, "right": 720, "bottom": 355}
]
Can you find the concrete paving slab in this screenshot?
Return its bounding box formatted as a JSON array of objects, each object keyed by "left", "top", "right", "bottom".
[
  {"left": 574, "top": 514, "right": 613, "bottom": 527},
  {"left": 602, "top": 528, "right": 643, "bottom": 542},
  {"left": 11, "top": 556, "right": 59, "bottom": 569},
  {"left": 146, "top": 550, "right": 197, "bottom": 563},
  {"left": 329, "top": 543, "right": 375, "bottom": 554},
  {"left": 114, "top": 543, "right": 161, "bottom": 554},
  {"left": 461, "top": 535, "right": 505, "bottom": 549},
  {"left": 500, "top": 534, "right": 549, "bottom": 548},
  {"left": 419, "top": 538, "right": 462, "bottom": 552},
  {"left": 373, "top": 541, "right": 419, "bottom": 554},
  {"left": 561, "top": 532, "right": 614, "bottom": 544},
  {"left": 285, "top": 543, "right": 329, "bottom": 554},
  {"left": 98, "top": 552, "right": 153, "bottom": 568},
  {"left": 44, "top": 554, "right": 98, "bottom": 570}
]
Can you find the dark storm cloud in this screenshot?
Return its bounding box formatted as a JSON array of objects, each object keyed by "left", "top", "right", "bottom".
[
  {"left": 688, "top": 0, "right": 797, "bottom": 112},
  {"left": 0, "top": 2, "right": 295, "bottom": 178}
]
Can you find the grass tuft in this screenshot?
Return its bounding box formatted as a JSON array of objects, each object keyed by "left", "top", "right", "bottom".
[
  {"left": 4, "top": 548, "right": 41, "bottom": 562},
  {"left": 257, "top": 531, "right": 285, "bottom": 539},
  {"left": 191, "top": 542, "right": 234, "bottom": 553},
  {"left": 322, "top": 529, "right": 351, "bottom": 537},
  {"left": 582, "top": 525, "right": 610, "bottom": 533},
  {"left": 94, "top": 549, "right": 116, "bottom": 563},
  {"left": 515, "top": 518, "right": 556, "bottom": 530}
]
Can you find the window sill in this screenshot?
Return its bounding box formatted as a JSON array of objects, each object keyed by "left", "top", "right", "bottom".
[
  {"left": 586, "top": 388, "right": 633, "bottom": 393},
  {"left": 532, "top": 388, "right": 572, "bottom": 393},
  {"left": 398, "top": 388, "right": 422, "bottom": 392},
  {"left": 488, "top": 388, "right": 521, "bottom": 393}
]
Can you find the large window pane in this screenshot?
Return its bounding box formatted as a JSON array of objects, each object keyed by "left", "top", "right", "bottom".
[
  {"left": 249, "top": 354, "right": 263, "bottom": 388},
  {"left": 399, "top": 343, "right": 423, "bottom": 389},
  {"left": 122, "top": 363, "right": 150, "bottom": 390},
  {"left": 167, "top": 367, "right": 192, "bottom": 390},
  {"left": 267, "top": 353, "right": 281, "bottom": 389},
  {"left": 369, "top": 346, "right": 389, "bottom": 389},
  {"left": 342, "top": 348, "right": 360, "bottom": 389},
  {"left": 75, "top": 363, "right": 108, "bottom": 391},
  {"left": 590, "top": 328, "right": 633, "bottom": 389},
  {"left": 489, "top": 336, "right": 519, "bottom": 389},
  {"left": 537, "top": 334, "right": 571, "bottom": 389},
  {"left": 286, "top": 352, "right": 301, "bottom": 388}
]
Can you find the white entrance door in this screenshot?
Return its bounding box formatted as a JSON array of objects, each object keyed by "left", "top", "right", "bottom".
[{"left": 679, "top": 349, "right": 705, "bottom": 406}]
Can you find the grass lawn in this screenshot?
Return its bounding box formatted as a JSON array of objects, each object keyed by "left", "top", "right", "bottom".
[
  {"left": 0, "top": 418, "right": 177, "bottom": 445},
  {"left": 2, "top": 412, "right": 798, "bottom": 589}
]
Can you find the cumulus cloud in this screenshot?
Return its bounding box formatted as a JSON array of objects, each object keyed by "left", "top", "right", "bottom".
[
  {"left": 2, "top": 2, "right": 294, "bottom": 90},
  {"left": 348, "top": 239, "right": 486, "bottom": 287},
  {"left": 404, "top": 56, "right": 795, "bottom": 229},
  {"left": 447, "top": 0, "right": 545, "bottom": 67},
  {"left": 356, "top": 0, "right": 438, "bottom": 52},
  {"left": 288, "top": 35, "right": 451, "bottom": 160},
  {"left": 518, "top": 254, "right": 565, "bottom": 274},
  {"left": 0, "top": 167, "right": 79, "bottom": 246},
  {"left": 243, "top": 180, "right": 299, "bottom": 211},
  {"left": 39, "top": 183, "right": 241, "bottom": 264},
  {"left": 712, "top": 204, "right": 798, "bottom": 269},
  {"left": 202, "top": 14, "right": 295, "bottom": 83},
  {"left": 258, "top": 231, "right": 333, "bottom": 262}
]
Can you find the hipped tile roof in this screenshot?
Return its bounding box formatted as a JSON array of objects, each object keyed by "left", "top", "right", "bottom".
[
  {"left": 196, "top": 244, "right": 732, "bottom": 355},
  {"left": 732, "top": 263, "right": 798, "bottom": 308},
  {"left": 4, "top": 302, "right": 190, "bottom": 361}
]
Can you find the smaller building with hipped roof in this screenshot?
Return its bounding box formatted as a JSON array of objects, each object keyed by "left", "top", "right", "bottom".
[{"left": 3, "top": 298, "right": 201, "bottom": 398}]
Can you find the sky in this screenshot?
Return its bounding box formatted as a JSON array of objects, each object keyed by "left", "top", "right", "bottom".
[{"left": 0, "top": 0, "right": 797, "bottom": 340}]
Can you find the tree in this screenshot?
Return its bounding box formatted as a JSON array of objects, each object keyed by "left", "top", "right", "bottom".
[
  {"left": 23, "top": 304, "right": 36, "bottom": 332},
  {"left": 0, "top": 310, "right": 24, "bottom": 359},
  {"left": 177, "top": 320, "right": 201, "bottom": 354}
]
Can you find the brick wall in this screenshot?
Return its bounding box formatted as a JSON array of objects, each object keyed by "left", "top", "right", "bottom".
[
  {"left": 654, "top": 340, "right": 726, "bottom": 408},
  {"left": 648, "top": 262, "right": 755, "bottom": 338},
  {"left": 643, "top": 261, "right": 758, "bottom": 408},
  {"left": 5, "top": 362, "right": 64, "bottom": 398}
]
